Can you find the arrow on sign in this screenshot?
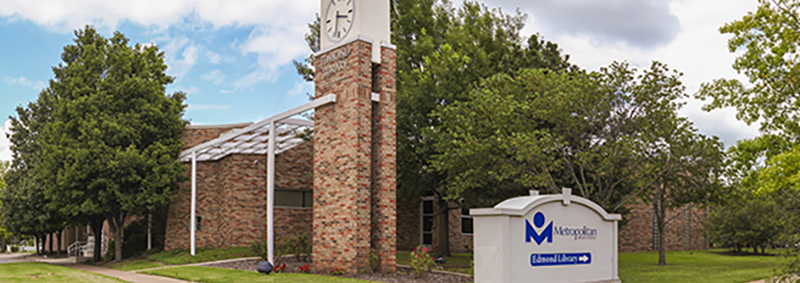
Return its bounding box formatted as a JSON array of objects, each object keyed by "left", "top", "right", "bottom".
[{"left": 579, "top": 255, "right": 589, "bottom": 262}]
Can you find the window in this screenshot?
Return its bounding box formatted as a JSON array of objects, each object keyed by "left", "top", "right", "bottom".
[
  {"left": 196, "top": 216, "right": 202, "bottom": 231},
  {"left": 421, "top": 197, "right": 434, "bottom": 246},
  {"left": 461, "top": 208, "right": 473, "bottom": 234},
  {"left": 275, "top": 190, "right": 313, "bottom": 208}
]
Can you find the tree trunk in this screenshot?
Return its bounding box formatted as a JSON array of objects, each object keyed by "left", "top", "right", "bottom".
[
  {"left": 91, "top": 217, "right": 104, "bottom": 262},
  {"left": 436, "top": 195, "right": 450, "bottom": 256},
  {"left": 34, "top": 235, "right": 39, "bottom": 254},
  {"left": 654, "top": 195, "right": 666, "bottom": 266},
  {"left": 49, "top": 232, "right": 54, "bottom": 255},
  {"left": 109, "top": 212, "right": 127, "bottom": 262},
  {"left": 1, "top": 233, "right": 5, "bottom": 253},
  {"left": 56, "top": 230, "right": 62, "bottom": 257}
]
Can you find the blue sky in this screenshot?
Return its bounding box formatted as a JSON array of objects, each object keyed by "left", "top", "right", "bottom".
[{"left": 0, "top": 0, "right": 763, "bottom": 161}]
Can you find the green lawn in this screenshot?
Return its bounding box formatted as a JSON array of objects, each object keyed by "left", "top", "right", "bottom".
[
  {"left": 141, "top": 266, "right": 374, "bottom": 283},
  {"left": 0, "top": 262, "right": 126, "bottom": 283},
  {"left": 146, "top": 246, "right": 256, "bottom": 265},
  {"left": 397, "top": 249, "right": 783, "bottom": 282},
  {"left": 397, "top": 251, "right": 472, "bottom": 274},
  {"left": 618, "top": 250, "right": 783, "bottom": 283}
]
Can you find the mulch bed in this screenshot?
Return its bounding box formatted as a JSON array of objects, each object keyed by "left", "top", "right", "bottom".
[{"left": 198, "top": 257, "right": 473, "bottom": 283}]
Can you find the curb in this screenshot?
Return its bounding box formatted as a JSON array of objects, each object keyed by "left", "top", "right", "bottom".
[
  {"left": 135, "top": 256, "right": 261, "bottom": 272},
  {"left": 396, "top": 263, "right": 473, "bottom": 278}
]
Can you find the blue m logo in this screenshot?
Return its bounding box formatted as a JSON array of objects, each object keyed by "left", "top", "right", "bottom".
[{"left": 525, "top": 211, "right": 552, "bottom": 245}]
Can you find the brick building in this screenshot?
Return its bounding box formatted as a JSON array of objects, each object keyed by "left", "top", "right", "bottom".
[
  {"left": 164, "top": 122, "right": 314, "bottom": 250},
  {"left": 164, "top": 120, "right": 708, "bottom": 255}
]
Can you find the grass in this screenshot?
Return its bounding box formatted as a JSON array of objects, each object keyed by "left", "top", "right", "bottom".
[
  {"left": 104, "top": 259, "right": 164, "bottom": 271},
  {"left": 0, "top": 262, "right": 126, "bottom": 283},
  {"left": 102, "top": 246, "right": 256, "bottom": 271},
  {"left": 146, "top": 246, "right": 256, "bottom": 265},
  {"left": 397, "top": 249, "right": 785, "bottom": 282},
  {"left": 141, "top": 266, "right": 374, "bottom": 283},
  {"left": 397, "top": 251, "right": 472, "bottom": 274},
  {"left": 618, "top": 249, "right": 783, "bottom": 283}
]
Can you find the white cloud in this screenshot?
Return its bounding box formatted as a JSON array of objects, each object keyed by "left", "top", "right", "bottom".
[
  {"left": 287, "top": 81, "right": 313, "bottom": 97},
  {"left": 185, "top": 86, "right": 200, "bottom": 95},
  {"left": 234, "top": 24, "right": 310, "bottom": 89},
  {"left": 4, "top": 76, "right": 46, "bottom": 91},
  {"left": 525, "top": 0, "right": 680, "bottom": 48},
  {"left": 161, "top": 36, "right": 199, "bottom": 80},
  {"left": 0, "top": 1, "right": 318, "bottom": 90},
  {"left": 508, "top": 0, "right": 761, "bottom": 146},
  {"left": 201, "top": 69, "right": 225, "bottom": 85},
  {"left": 187, "top": 104, "right": 231, "bottom": 111},
  {"left": 0, "top": 119, "right": 12, "bottom": 162},
  {"left": 206, "top": 50, "right": 222, "bottom": 64}
]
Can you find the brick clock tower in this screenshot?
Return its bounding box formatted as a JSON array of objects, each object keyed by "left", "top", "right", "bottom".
[{"left": 313, "top": 0, "right": 396, "bottom": 275}]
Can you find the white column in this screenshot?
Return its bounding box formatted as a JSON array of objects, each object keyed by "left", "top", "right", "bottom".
[
  {"left": 267, "top": 121, "right": 276, "bottom": 264},
  {"left": 191, "top": 151, "right": 197, "bottom": 256}
]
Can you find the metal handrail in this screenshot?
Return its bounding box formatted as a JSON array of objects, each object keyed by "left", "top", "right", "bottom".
[{"left": 67, "top": 241, "right": 85, "bottom": 257}]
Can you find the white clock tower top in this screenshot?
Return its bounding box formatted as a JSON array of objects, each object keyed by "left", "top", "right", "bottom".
[{"left": 319, "top": 0, "right": 391, "bottom": 63}]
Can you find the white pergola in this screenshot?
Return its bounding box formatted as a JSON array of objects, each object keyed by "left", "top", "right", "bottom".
[{"left": 178, "top": 94, "right": 340, "bottom": 263}]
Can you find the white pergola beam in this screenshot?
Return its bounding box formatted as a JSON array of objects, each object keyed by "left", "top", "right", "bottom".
[{"left": 178, "top": 94, "right": 335, "bottom": 161}]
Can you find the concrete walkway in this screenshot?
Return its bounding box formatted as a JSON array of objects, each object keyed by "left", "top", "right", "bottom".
[
  {"left": 27, "top": 255, "right": 191, "bottom": 283},
  {"left": 69, "top": 264, "right": 190, "bottom": 283},
  {"left": 0, "top": 252, "right": 33, "bottom": 264}
]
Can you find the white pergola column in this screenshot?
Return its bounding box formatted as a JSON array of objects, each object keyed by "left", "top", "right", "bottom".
[
  {"left": 191, "top": 151, "right": 197, "bottom": 256},
  {"left": 267, "top": 121, "right": 276, "bottom": 264}
]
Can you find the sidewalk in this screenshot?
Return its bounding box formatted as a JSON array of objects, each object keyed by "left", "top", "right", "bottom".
[
  {"left": 29, "top": 255, "right": 191, "bottom": 283},
  {"left": 70, "top": 264, "right": 190, "bottom": 283}
]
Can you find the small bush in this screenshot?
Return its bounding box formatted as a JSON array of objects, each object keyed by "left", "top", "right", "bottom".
[
  {"left": 10, "top": 245, "right": 18, "bottom": 253},
  {"left": 251, "top": 236, "right": 286, "bottom": 268},
  {"left": 299, "top": 263, "right": 310, "bottom": 273},
  {"left": 368, "top": 248, "right": 382, "bottom": 273},
  {"left": 282, "top": 232, "right": 312, "bottom": 263},
  {"left": 407, "top": 246, "right": 435, "bottom": 277}
]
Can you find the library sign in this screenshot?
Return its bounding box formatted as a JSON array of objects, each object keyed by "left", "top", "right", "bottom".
[{"left": 470, "top": 189, "right": 621, "bottom": 283}]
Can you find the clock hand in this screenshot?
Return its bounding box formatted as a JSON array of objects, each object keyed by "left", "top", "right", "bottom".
[{"left": 334, "top": 10, "right": 340, "bottom": 37}]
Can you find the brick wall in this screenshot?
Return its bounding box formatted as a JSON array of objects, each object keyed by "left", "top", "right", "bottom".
[
  {"left": 181, "top": 123, "right": 251, "bottom": 150},
  {"left": 396, "top": 197, "right": 420, "bottom": 251},
  {"left": 165, "top": 127, "right": 314, "bottom": 251},
  {"left": 313, "top": 39, "right": 397, "bottom": 274},
  {"left": 619, "top": 201, "right": 708, "bottom": 252}
]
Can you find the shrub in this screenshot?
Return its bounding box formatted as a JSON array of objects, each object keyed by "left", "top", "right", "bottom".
[
  {"left": 273, "top": 263, "right": 286, "bottom": 273},
  {"left": 251, "top": 235, "right": 286, "bottom": 267},
  {"left": 282, "top": 232, "right": 312, "bottom": 262},
  {"left": 408, "top": 246, "right": 436, "bottom": 277},
  {"left": 368, "top": 248, "right": 382, "bottom": 273},
  {"left": 299, "top": 263, "right": 310, "bottom": 273}
]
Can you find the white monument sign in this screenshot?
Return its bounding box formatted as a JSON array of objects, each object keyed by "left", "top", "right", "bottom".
[{"left": 471, "top": 189, "right": 621, "bottom": 283}]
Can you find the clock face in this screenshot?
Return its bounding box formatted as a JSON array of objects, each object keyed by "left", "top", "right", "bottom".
[{"left": 324, "top": 0, "right": 354, "bottom": 42}]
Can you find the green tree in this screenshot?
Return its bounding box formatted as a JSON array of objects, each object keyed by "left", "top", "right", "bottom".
[
  {"left": 433, "top": 61, "right": 724, "bottom": 266},
  {"left": 2, "top": 89, "right": 68, "bottom": 256},
  {"left": 0, "top": 160, "right": 10, "bottom": 252},
  {"left": 37, "top": 26, "right": 187, "bottom": 262},
  {"left": 697, "top": 0, "right": 800, "bottom": 194},
  {"left": 296, "top": 0, "right": 574, "bottom": 256},
  {"left": 705, "top": 190, "right": 784, "bottom": 254}
]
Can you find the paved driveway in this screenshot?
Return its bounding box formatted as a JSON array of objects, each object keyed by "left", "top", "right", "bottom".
[{"left": 0, "top": 253, "right": 31, "bottom": 264}]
